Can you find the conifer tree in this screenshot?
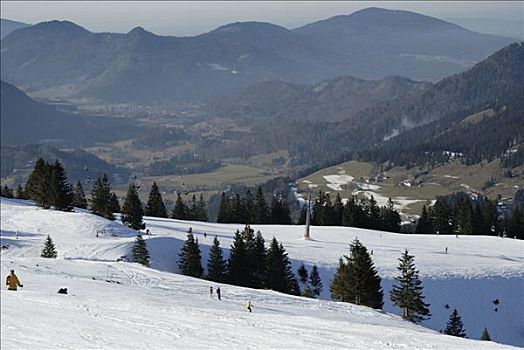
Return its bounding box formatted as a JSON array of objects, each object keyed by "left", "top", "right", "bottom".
[
  {"left": 131, "top": 234, "right": 150, "bottom": 266},
  {"left": 265, "top": 237, "right": 299, "bottom": 295},
  {"left": 15, "top": 184, "right": 28, "bottom": 199},
  {"left": 330, "top": 239, "right": 383, "bottom": 309},
  {"left": 332, "top": 193, "right": 344, "bottom": 226},
  {"left": 244, "top": 189, "right": 255, "bottom": 223},
  {"left": 171, "top": 193, "right": 188, "bottom": 220},
  {"left": 390, "top": 250, "right": 431, "bottom": 323},
  {"left": 330, "top": 258, "right": 350, "bottom": 300},
  {"left": 431, "top": 200, "right": 452, "bottom": 234},
  {"left": 207, "top": 236, "right": 227, "bottom": 282},
  {"left": 380, "top": 198, "right": 401, "bottom": 233},
  {"left": 231, "top": 193, "right": 247, "bottom": 223},
  {"left": 90, "top": 174, "right": 115, "bottom": 220},
  {"left": 41, "top": 235, "right": 57, "bottom": 258},
  {"left": 72, "top": 180, "right": 88, "bottom": 209},
  {"left": 217, "top": 192, "right": 231, "bottom": 223},
  {"left": 227, "top": 230, "right": 249, "bottom": 286},
  {"left": 145, "top": 182, "right": 167, "bottom": 218},
  {"left": 309, "top": 265, "right": 323, "bottom": 297},
  {"left": 195, "top": 194, "right": 208, "bottom": 222},
  {"left": 444, "top": 309, "right": 466, "bottom": 337},
  {"left": 121, "top": 183, "right": 145, "bottom": 230},
  {"left": 415, "top": 205, "right": 432, "bottom": 234},
  {"left": 48, "top": 160, "right": 73, "bottom": 211},
  {"left": 26, "top": 158, "right": 52, "bottom": 208},
  {"left": 109, "top": 192, "right": 121, "bottom": 213},
  {"left": 297, "top": 263, "right": 309, "bottom": 285},
  {"left": 1, "top": 185, "right": 14, "bottom": 198},
  {"left": 253, "top": 187, "right": 269, "bottom": 224},
  {"left": 269, "top": 195, "right": 291, "bottom": 224},
  {"left": 178, "top": 234, "right": 203, "bottom": 278},
  {"left": 480, "top": 327, "right": 491, "bottom": 341},
  {"left": 251, "top": 230, "right": 267, "bottom": 288}
]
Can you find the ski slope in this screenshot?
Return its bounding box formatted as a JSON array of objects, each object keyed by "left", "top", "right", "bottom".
[{"left": 1, "top": 198, "right": 523, "bottom": 349}]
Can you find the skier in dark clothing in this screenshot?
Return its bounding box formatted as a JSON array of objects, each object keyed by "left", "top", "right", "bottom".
[
  {"left": 216, "top": 287, "right": 221, "bottom": 300},
  {"left": 246, "top": 301, "right": 253, "bottom": 312}
]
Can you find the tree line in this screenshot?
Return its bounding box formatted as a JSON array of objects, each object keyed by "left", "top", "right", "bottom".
[
  {"left": 301, "top": 191, "right": 401, "bottom": 233},
  {"left": 217, "top": 187, "right": 292, "bottom": 224},
  {"left": 415, "top": 191, "right": 524, "bottom": 239}
]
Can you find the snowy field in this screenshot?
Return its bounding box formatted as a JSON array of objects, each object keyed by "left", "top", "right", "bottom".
[{"left": 1, "top": 198, "right": 523, "bottom": 349}]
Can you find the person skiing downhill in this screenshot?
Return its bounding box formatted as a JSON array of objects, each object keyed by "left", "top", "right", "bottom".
[
  {"left": 6, "top": 270, "right": 23, "bottom": 291},
  {"left": 209, "top": 286, "right": 214, "bottom": 299},
  {"left": 216, "top": 287, "right": 221, "bottom": 301},
  {"left": 246, "top": 301, "right": 253, "bottom": 312}
]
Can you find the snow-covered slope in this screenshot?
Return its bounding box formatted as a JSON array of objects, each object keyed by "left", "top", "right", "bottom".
[{"left": 1, "top": 198, "right": 523, "bottom": 348}]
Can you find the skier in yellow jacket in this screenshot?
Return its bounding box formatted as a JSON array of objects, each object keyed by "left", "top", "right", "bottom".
[{"left": 6, "top": 270, "right": 23, "bottom": 291}]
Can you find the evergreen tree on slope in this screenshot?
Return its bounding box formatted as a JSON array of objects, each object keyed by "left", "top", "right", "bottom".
[
  {"left": 72, "top": 180, "right": 88, "bottom": 209},
  {"left": 265, "top": 237, "right": 299, "bottom": 295},
  {"left": 444, "top": 308, "right": 466, "bottom": 337},
  {"left": 145, "top": 182, "right": 167, "bottom": 218},
  {"left": 90, "top": 174, "right": 115, "bottom": 220},
  {"left": 131, "top": 234, "right": 150, "bottom": 266},
  {"left": 41, "top": 235, "right": 57, "bottom": 258},
  {"left": 480, "top": 327, "right": 491, "bottom": 341},
  {"left": 390, "top": 250, "right": 431, "bottom": 323},
  {"left": 207, "top": 236, "right": 227, "bottom": 282},
  {"left": 48, "top": 160, "right": 73, "bottom": 211},
  {"left": 121, "top": 183, "right": 145, "bottom": 230},
  {"left": 178, "top": 234, "right": 203, "bottom": 278},
  {"left": 330, "top": 238, "right": 383, "bottom": 309}
]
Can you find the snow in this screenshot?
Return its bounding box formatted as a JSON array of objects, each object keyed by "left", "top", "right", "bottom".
[
  {"left": 323, "top": 175, "right": 354, "bottom": 191},
  {"left": 1, "top": 198, "right": 523, "bottom": 348}
]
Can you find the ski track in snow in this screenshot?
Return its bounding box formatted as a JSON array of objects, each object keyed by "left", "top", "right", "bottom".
[{"left": 1, "top": 198, "right": 523, "bottom": 349}]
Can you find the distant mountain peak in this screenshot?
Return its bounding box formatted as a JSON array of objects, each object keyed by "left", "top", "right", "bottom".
[
  {"left": 212, "top": 21, "right": 289, "bottom": 35},
  {"left": 33, "top": 20, "right": 89, "bottom": 33},
  {"left": 127, "top": 26, "right": 153, "bottom": 36}
]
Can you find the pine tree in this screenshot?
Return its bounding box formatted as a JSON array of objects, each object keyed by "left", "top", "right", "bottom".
[
  {"left": 297, "top": 263, "right": 309, "bottom": 285},
  {"left": 444, "top": 309, "right": 466, "bottom": 337},
  {"left": 330, "top": 258, "right": 350, "bottom": 300},
  {"left": 195, "top": 194, "right": 208, "bottom": 222},
  {"left": 26, "top": 158, "right": 52, "bottom": 208},
  {"left": 109, "top": 192, "right": 121, "bottom": 213},
  {"left": 269, "top": 195, "right": 291, "bottom": 224},
  {"left": 90, "top": 174, "right": 115, "bottom": 220},
  {"left": 48, "top": 160, "right": 73, "bottom": 211},
  {"left": 309, "top": 265, "right": 323, "bottom": 297},
  {"left": 390, "top": 250, "right": 431, "bottom": 323},
  {"left": 121, "top": 183, "right": 145, "bottom": 230},
  {"left": 72, "top": 180, "right": 88, "bottom": 209},
  {"left": 207, "top": 236, "right": 227, "bottom": 282},
  {"left": 253, "top": 187, "right": 269, "bottom": 224},
  {"left": 480, "top": 327, "right": 491, "bottom": 341},
  {"left": 15, "top": 184, "right": 28, "bottom": 199},
  {"left": 178, "top": 234, "right": 203, "bottom": 278},
  {"left": 251, "top": 230, "right": 267, "bottom": 288},
  {"left": 330, "top": 239, "right": 383, "bottom": 309},
  {"left": 332, "top": 193, "right": 344, "bottom": 226},
  {"left": 217, "top": 192, "right": 231, "bottom": 223},
  {"left": 227, "top": 230, "right": 248, "bottom": 285},
  {"left": 145, "top": 182, "right": 167, "bottom": 218},
  {"left": 231, "top": 193, "right": 246, "bottom": 223},
  {"left": 131, "top": 234, "right": 150, "bottom": 266},
  {"left": 171, "top": 193, "right": 188, "bottom": 220},
  {"left": 265, "top": 237, "right": 299, "bottom": 295},
  {"left": 380, "top": 198, "right": 401, "bottom": 233},
  {"left": 1, "top": 185, "right": 14, "bottom": 198},
  {"left": 244, "top": 190, "right": 255, "bottom": 223},
  {"left": 431, "top": 200, "right": 452, "bottom": 234},
  {"left": 415, "top": 205, "right": 432, "bottom": 234},
  {"left": 41, "top": 235, "right": 57, "bottom": 258}
]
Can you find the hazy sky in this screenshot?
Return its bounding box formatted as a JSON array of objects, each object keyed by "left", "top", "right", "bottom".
[{"left": 1, "top": 1, "right": 522, "bottom": 37}]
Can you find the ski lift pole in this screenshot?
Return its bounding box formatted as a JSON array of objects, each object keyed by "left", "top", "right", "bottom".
[{"left": 304, "top": 191, "right": 312, "bottom": 239}]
